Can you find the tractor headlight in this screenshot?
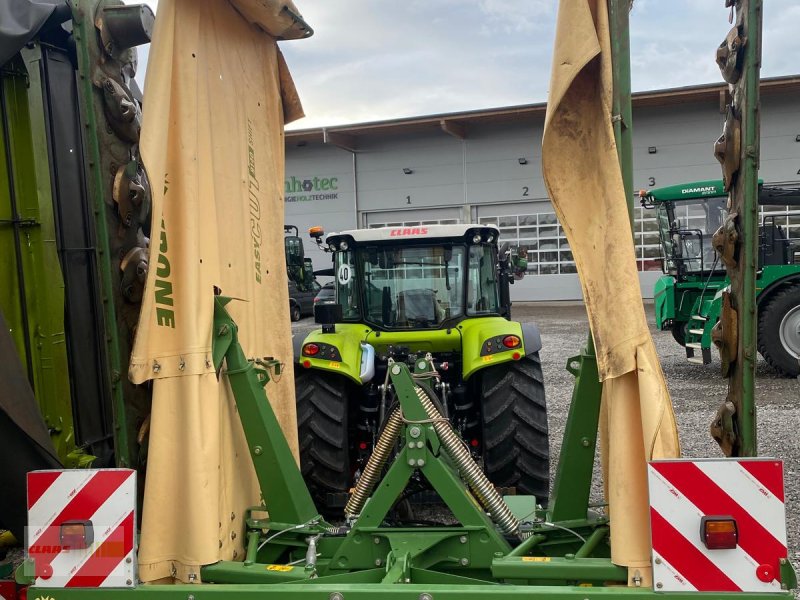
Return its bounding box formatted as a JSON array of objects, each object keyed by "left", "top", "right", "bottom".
[
  {"left": 339, "top": 240, "right": 349, "bottom": 251},
  {"left": 472, "top": 234, "right": 482, "bottom": 244},
  {"left": 486, "top": 234, "right": 494, "bottom": 243}
]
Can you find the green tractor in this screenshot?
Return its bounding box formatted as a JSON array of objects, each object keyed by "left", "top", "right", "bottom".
[
  {"left": 641, "top": 179, "right": 800, "bottom": 377},
  {"left": 285, "top": 224, "right": 315, "bottom": 288},
  {"left": 293, "top": 224, "right": 549, "bottom": 514}
]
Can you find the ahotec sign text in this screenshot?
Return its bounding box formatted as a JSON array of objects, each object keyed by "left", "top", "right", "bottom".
[{"left": 285, "top": 175, "right": 339, "bottom": 202}]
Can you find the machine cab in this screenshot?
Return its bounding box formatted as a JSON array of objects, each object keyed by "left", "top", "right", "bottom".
[
  {"left": 642, "top": 180, "right": 729, "bottom": 281},
  {"left": 318, "top": 225, "right": 511, "bottom": 330}
]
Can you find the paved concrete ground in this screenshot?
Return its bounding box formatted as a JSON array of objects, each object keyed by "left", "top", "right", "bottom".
[{"left": 292, "top": 303, "right": 800, "bottom": 560}]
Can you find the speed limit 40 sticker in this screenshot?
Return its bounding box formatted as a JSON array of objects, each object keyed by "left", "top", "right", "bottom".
[{"left": 337, "top": 263, "right": 352, "bottom": 285}]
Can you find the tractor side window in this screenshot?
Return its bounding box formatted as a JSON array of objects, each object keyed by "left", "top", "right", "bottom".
[
  {"left": 657, "top": 204, "right": 675, "bottom": 270},
  {"left": 672, "top": 197, "right": 727, "bottom": 273},
  {"left": 467, "top": 245, "right": 500, "bottom": 315},
  {"left": 335, "top": 250, "right": 359, "bottom": 320}
]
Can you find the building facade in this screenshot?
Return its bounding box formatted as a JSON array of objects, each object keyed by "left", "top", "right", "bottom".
[{"left": 285, "top": 77, "right": 800, "bottom": 301}]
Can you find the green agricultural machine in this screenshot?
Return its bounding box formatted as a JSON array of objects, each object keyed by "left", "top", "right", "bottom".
[
  {"left": 3, "top": 0, "right": 798, "bottom": 599},
  {"left": 294, "top": 224, "right": 549, "bottom": 513},
  {"left": 285, "top": 224, "right": 316, "bottom": 289},
  {"left": 641, "top": 180, "right": 800, "bottom": 376},
  {"left": 0, "top": 0, "right": 153, "bottom": 541}
]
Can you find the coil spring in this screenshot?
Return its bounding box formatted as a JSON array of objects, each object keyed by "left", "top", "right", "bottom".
[
  {"left": 322, "top": 524, "right": 349, "bottom": 535},
  {"left": 344, "top": 407, "right": 403, "bottom": 519},
  {"left": 414, "top": 386, "right": 521, "bottom": 537}
]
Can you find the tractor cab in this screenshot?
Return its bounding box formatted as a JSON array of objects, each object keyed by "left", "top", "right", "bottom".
[
  {"left": 640, "top": 180, "right": 729, "bottom": 281},
  {"left": 285, "top": 224, "right": 316, "bottom": 290},
  {"left": 311, "top": 224, "right": 525, "bottom": 328},
  {"left": 641, "top": 179, "right": 800, "bottom": 282}
]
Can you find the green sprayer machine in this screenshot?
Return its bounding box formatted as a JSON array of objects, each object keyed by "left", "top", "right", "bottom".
[{"left": 641, "top": 180, "right": 800, "bottom": 376}]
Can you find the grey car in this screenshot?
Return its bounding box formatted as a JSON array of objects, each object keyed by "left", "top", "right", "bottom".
[
  {"left": 313, "top": 282, "right": 335, "bottom": 308},
  {"left": 289, "top": 280, "right": 321, "bottom": 321}
]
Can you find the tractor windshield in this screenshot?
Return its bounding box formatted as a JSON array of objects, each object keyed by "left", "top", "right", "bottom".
[
  {"left": 360, "top": 245, "right": 466, "bottom": 328},
  {"left": 334, "top": 243, "right": 501, "bottom": 329},
  {"left": 658, "top": 196, "right": 727, "bottom": 276}
]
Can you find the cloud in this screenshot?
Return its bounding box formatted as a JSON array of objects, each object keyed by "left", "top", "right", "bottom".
[{"left": 130, "top": 0, "right": 798, "bottom": 129}]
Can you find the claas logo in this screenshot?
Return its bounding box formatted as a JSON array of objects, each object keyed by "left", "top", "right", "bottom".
[{"left": 389, "top": 227, "right": 428, "bottom": 237}]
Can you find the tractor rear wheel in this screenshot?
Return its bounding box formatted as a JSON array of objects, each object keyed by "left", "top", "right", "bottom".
[
  {"left": 295, "top": 370, "right": 351, "bottom": 515},
  {"left": 758, "top": 284, "right": 800, "bottom": 377},
  {"left": 480, "top": 353, "right": 550, "bottom": 504}
]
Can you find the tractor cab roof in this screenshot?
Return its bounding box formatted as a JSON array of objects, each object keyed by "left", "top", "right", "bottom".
[
  {"left": 640, "top": 180, "right": 728, "bottom": 203},
  {"left": 639, "top": 178, "right": 800, "bottom": 208},
  {"left": 325, "top": 223, "right": 500, "bottom": 248}
]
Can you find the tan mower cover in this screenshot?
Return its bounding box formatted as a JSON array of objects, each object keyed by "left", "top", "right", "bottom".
[
  {"left": 129, "top": 0, "right": 305, "bottom": 582},
  {"left": 542, "top": 0, "right": 681, "bottom": 585}
]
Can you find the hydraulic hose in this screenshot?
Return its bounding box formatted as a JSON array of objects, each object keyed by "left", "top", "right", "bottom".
[
  {"left": 414, "top": 385, "right": 521, "bottom": 537},
  {"left": 344, "top": 406, "right": 403, "bottom": 519}
]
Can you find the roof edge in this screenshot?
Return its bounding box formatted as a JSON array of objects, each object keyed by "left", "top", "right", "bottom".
[{"left": 286, "top": 75, "right": 800, "bottom": 141}]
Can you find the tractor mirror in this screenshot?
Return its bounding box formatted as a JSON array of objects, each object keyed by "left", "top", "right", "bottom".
[
  {"left": 285, "top": 236, "right": 304, "bottom": 268},
  {"left": 315, "top": 303, "right": 342, "bottom": 332}
]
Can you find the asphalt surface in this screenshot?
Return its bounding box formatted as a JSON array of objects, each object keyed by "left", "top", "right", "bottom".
[{"left": 292, "top": 302, "right": 800, "bottom": 564}]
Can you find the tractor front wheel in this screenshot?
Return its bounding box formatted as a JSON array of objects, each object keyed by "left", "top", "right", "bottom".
[
  {"left": 480, "top": 353, "right": 550, "bottom": 504},
  {"left": 295, "top": 370, "right": 351, "bottom": 515},
  {"left": 671, "top": 321, "right": 687, "bottom": 347},
  {"left": 758, "top": 284, "right": 800, "bottom": 377}
]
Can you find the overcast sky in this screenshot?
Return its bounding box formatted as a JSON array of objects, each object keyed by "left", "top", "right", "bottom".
[{"left": 135, "top": 1, "right": 800, "bottom": 130}]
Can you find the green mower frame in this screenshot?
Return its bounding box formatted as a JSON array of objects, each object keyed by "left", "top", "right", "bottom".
[{"left": 19, "top": 296, "right": 795, "bottom": 598}]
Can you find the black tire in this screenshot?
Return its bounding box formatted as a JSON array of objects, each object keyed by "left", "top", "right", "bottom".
[
  {"left": 480, "top": 353, "right": 550, "bottom": 504},
  {"left": 671, "top": 321, "right": 687, "bottom": 347},
  {"left": 295, "top": 370, "right": 351, "bottom": 514},
  {"left": 758, "top": 284, "right": 800, "bottom": 378},
  {"left": 290, "top": 302, "right": 301, "bottom": 322}
]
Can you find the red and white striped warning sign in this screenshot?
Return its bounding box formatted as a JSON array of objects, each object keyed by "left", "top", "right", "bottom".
[
  {"left": 26, "top": 469, "right": 136, "bottom": 588},
  {"left": 648, "top": 459, "right": 787, "bottom": 593}
]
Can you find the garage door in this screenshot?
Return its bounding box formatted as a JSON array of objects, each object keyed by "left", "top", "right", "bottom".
[{"left": 364, "top": 207, "right": 462, "bottom": 228}]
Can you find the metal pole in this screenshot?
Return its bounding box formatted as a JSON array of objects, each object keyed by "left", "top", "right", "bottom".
[
  {"left": 736, "top": 0, "right": 762, "bottom": 456},
  {"left": 608, "top": 0, "right": 635, "bottom": 226},
  {"left": 714, "top": 0, "right": 761, "bottom": 456},
  {"left": 549, "top": 0, "right": 634, "bottom": 523}
]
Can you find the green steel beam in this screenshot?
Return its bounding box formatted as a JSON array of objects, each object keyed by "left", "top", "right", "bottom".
[
  {"left": 200, "top": 560, "right": 311, "bottom": 584},
  {"left": 550, "top": 0, "right": 634, "bottom": 525},
  {"left": 548, "top": 348, "right": 601, "bottom": 522},
  {"left": 212, "top": 296, "right": 321, "bottom": 525},
  {"left": 70, "top": 0, "right": 131, "bottom": 467},
  {"left": 734, "top": 0, "right": 762, "bottom": 456},
  {"left": 491, "top": 556, "right": 627, "bottom": 583},
  {"left": 25, "top": 584, "right": 796, "bottom": 599},
  {"left": 608, "top": 0, "right": 635, "bottom": 224}
]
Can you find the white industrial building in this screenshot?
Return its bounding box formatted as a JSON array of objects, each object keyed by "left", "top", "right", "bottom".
[{"left": 285, "top": 76, "right": 800, "bottom": 301}]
